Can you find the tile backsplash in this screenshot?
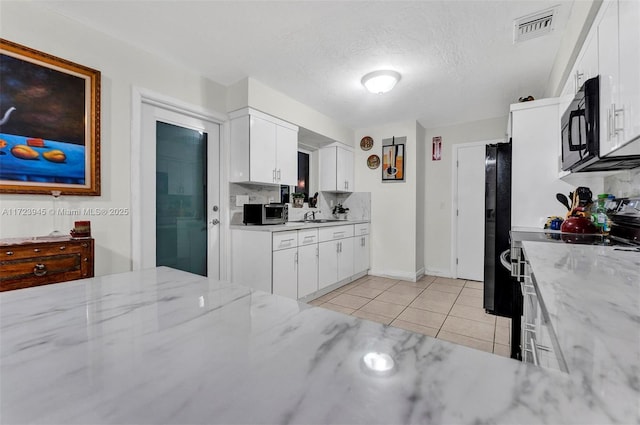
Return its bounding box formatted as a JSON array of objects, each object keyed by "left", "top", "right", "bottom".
[
  {"left": 604, "top": 169, "right": 640, "bottom": 198},
  {"left": 229, "top": 183, "right": 280, "bottom": 225}
]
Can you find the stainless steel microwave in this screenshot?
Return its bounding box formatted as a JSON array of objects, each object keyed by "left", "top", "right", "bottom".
[
  {"left": 243, "top": 203, "right": 288, "bottom": 225},
  {"left": 562, "top": 76, "right": 640, "bottom": 172}
]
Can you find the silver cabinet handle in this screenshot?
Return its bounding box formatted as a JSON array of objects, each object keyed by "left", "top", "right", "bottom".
[
  {"left": 5, "top": 251, "right": 13, "bottom": 256},
  {"left": 277, "top": 169, "right": 281, "bottom": 181},
  {"left": 613, "top": 104, "right": 624, "bottom": 135},
  {"left": 33, "top": 264, "right": 47, "bottom": 277},
  {"left": 272, "top": 169, "right": 277, "bottom": 182},
  {"left": 530, "top": 336, "right": 540, "bottom": 367},
  {"left": 294, "top": 252, "right": 298, "bottom": 267},
  {"left": 336, "top": 242, "right": 340, "bottom": 253}
]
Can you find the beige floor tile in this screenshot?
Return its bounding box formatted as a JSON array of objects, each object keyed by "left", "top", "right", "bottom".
[
  {"left": 375, "top": 290, "right": 419, "bottom": 306},
  {"left": 357, "top": 279, "right": 397, "bottom": 291},
  {"left": 395, "top": 280, "right": 432, "bottom": 290},
  {"left": 449, "top": 304, "right": 496, "bottom": 325},
  {"left": 344, "top": 285, "right": 384, "bottom": 299},
  {"left": 495, "top": 325, "right": 510, "bottom": 345},
  {"left": 426, "top": 283, "right": 463, "bottom": 295},
  {"left": 386, "top": 284, "right": 426, "bottom": 297},
  {"left": 351, "top": 310, "right": 393, "bottom": 325},
  {"left": 436, "top": 330, "right": 493, "bottom": 353},
  {"left": 455, "top": 294, "right": 484, "bottom": 308},
  {"left": 410, "top": 294, "right": 456, "bottom": 315},
  {"left": 359, "top": 300, "right": 406, "bottom": 318},
  {"left": 396, "top": 307, "right": 447, "bottom": 329},
  {"left": 419, "top": 275, "right": 438, "bottom": 284},
  {"left": 460, "top": 287, "right": 483, "bottom": 298},
  {"left": 391, "top": 319, "right": 438, "bottom": 337},
  {"left": 464, "top": 280, "right": 483, "bottom": 290},
  {"left": 493, "top": 343, "right": 511, "bottom": 358},
  {"left": 308, "top": 299, "right": 324, "bottom": 306},
  {"left": 335, "top": 281, "right": 363, "bottom": 293},
  {"left": 313, "top": 291, "right": 340, "bottom": 303},
  {"left": 434, "top": 277, "right": 466, "bottom": 287},
  {"left": 441, "top": 316, "right": 495, "bottom": 342},
  {"left": 326, "top": 293, "right": 370, "bottom": 310},
  {"left": 496, "top": 316, "right": 512, "bottom": 328},
  {"left": 321, "top": 303, "right": 355, "bottom": 315}
]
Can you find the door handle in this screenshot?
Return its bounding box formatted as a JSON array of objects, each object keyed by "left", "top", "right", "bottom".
[
  {"left": 210, "top": 219, "right": 220, "bottom": 225},
  {"left": 277, "top": 169, "right": 281, "bottom": 181}
]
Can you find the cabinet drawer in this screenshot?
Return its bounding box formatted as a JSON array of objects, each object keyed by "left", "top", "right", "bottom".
[
  {"left": 318, "top": 225, "right": 354, "bottom": 242},
  {"left": 354, "top": 223, "right": 369, "bottom": 236},
  {"left": 272, "top": 230, "right": 298, "bottom": 251},
  {"left": 1, "top": 241, "right": 87, "bottom": 259},
  {"left": 298, "top": 228, "right": 318, "bottom": 246},
  {"left": 0, "top": 253, "right": 84, "bottom": 291}
]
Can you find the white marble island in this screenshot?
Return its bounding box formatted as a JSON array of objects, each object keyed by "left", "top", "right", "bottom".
[{"left": 0, "top": 266, "right": 635, "bottom": 424}]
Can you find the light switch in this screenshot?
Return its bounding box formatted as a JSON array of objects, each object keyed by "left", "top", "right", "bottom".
[{"left": 236, "top": 195, "right": 249, "bottom": 207}]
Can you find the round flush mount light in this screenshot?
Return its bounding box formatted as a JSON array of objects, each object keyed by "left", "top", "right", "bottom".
[{"left": 361, "top": 70, "right": 401, "bottom": 94}]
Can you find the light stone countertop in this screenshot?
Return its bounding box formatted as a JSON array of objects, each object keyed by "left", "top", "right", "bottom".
[
  {"left": 1, "top": 265, "right": 636, "bottom": 424},
  {"left": 230, "top": 219, "right": 369, "bottom": 232},
  {"left": 521, "top": 241, "right": 640, "bottom": 422}
]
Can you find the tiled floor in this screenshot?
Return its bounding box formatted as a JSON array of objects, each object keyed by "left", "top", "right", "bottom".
[{"left": 308, "top": 274, "right": 512, "bottom": 357}]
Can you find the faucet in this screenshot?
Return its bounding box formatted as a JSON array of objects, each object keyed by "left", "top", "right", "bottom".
[{"left": 303, "top": 211, "right": 316, "bottom": 222}]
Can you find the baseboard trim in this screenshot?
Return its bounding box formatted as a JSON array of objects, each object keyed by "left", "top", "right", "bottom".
[
  {"left": 423, "top": 268, "right": 453, "bottom": 279},
  {"left": 368, "top": 268, "right": 425, "bottom": 283}
]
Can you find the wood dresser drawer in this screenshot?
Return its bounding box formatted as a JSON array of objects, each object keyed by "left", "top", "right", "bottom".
[{"left": 0, "top": 237, "right": 94, "bottom": 291}]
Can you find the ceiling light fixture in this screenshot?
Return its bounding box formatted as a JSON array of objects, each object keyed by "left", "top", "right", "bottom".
[{"left": 361, "top": 70, "right": 401, "bottom": 94}]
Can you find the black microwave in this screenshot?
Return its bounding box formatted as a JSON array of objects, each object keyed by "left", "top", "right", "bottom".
[
  {"left": 561, "top": 76, "right": 600, "bottom": 172},
  {"left": 562, "top": 76, "right": 640, "bottom": 172},
  {"left": 243, "top": 203, "right": 288, "bottom": 225}
]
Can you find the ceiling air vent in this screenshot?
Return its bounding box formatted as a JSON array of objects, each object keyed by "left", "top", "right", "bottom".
[{"left": 514, "top": 7, "right": 556, "bottom": 43}]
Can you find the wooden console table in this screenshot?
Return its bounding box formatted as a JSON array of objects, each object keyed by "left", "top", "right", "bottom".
[{"left": 0, "top": 236, "right": 94, "bottom": 291}]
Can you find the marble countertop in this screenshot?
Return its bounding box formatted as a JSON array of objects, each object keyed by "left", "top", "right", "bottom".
[
  {"left": 231, "top": 219, "right": 369, "bottom": 232},
  {"left": 521, "top": 241, "right": 640, "bottom": 423},
  {"left": 1, "top": 266, "right": 636, "bottom": 424}
]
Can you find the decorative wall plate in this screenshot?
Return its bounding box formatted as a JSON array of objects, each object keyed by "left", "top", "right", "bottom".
[
  {"left": 360, "top": 136, "right": 374, "bottom": 151},
  {"left": 367, "top": 154, "right": 380, "bottom": 169}
]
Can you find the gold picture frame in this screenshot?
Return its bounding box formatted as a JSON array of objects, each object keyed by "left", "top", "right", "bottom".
[{"left": 0, "top": 39, "right": 101, "bottom": 195}]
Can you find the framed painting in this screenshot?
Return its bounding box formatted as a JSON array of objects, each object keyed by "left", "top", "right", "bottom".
[
  {"left": 0, "top": 39, "right": 101, "bottom": 195},
  {"left": 381, "top": 137, "right": 405, "bottom": 182}
]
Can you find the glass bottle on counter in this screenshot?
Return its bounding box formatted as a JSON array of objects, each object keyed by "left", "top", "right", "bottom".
[{"left": 595, "top": 194, "right": 610, "bottom": 234}]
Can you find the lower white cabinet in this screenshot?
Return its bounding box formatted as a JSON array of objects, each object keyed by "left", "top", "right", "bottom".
[
  {"left": 231, "top": 223, "right": 369, "bottom": 300},
  {"left": 272, "top": 247, "right": 298, "bottom": 299}
]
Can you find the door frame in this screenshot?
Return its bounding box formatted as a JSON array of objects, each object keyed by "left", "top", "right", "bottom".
[
  {"left": 450, "top": 139, "right": 504, "bottom": 279},
  {"left": 131, "top": 87, "right": 229, "bottom": 278}
]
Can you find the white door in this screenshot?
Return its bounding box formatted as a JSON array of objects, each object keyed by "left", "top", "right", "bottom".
[
  {"left": 337, "top": 237, "right": 354, "bottom": 281},
  {"left": 318, "top": 241, "right": 338, "bottom": 289},
  {"left": 276, "top": 125, "right": 298, "bottom": 186},
  {"left": 354, "top": 235, "right": 370, "bottom": 274},
  {"left": 141, "top": 103, "right": 221, "bottom": 279},
  {"left": 249, "top": 115, "right": 277, "bottom": 184},
  {"left": 297, "top": 244, "right": 318, "bottom": 298},
  {"left": 456, "top": 144, "right": 486, "bottom": 281}
]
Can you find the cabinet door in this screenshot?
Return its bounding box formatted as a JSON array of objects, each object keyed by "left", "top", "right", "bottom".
[
  {"left": 618, "top": 0, "right": 640, "bottom": 146},
  {"left": 297, "top": 244, "right": 319, "bottom": 298},
  {"left": 318, "top": 241, "right": 338, "bottom": 289},
  {"left": 337, "top": 237, "right": 354, "bottom": 281},
  {"left": 273, "top": 248, "right": 297, "bottom": 299},
  {"left": 319, "top": 146, "right": 337, "bottom": 191},
  {"left": 353, "top": 235, "right": 370, "bottom": 275},
  {"left": 276, "top": 125, "right": 298, "bottom": 186},
  {"left": 250, "top": 115, "right": 277, "bottom": 184},
  {"left": 598, "top": 0, "right": 621, "bottom": 156},
  {"left": 336, "top": 147, "right": 354, "bottom": 192},
  {"left": 574, "top": 33, "right": 599, "bottom": 93}
]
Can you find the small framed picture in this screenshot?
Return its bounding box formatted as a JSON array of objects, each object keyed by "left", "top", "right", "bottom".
[{"left": 382, "top": 140, "right": 405, "bottom": 182}]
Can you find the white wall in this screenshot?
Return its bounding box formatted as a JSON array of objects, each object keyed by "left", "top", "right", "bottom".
[
  {"left": 415, "top": 122, "right": 426, "bottom": 274},
  {"left": 423, "top": 116, "right": 508, "bottom": 277},
  {"left": 227, "top": 77, "right": 354, "bottom": 146},
  {"left": 0, "top": 2, "right": 227, "bottom": 276},
  {"left": 354, "top": 121, "right": 420, "bottom": 281}
]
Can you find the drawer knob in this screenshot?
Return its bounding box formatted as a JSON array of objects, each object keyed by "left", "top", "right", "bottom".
[
  {"left": 33, "top": 264, "right": 48, "bottom": 277},
  {"left": 83, "top": 258, "right": 88, "bottom": 262},
  {"left": 34, "top": 249, "right": 40, "bottom": 253},
  {"left": 59, "top": 246, "right": 66, "bottom": 250},
  {"left": 82, "top": 243, "right": 88, "bottom": 248},
  {"left": 5, "top": 251, "right": 13, "bottom": 256}
]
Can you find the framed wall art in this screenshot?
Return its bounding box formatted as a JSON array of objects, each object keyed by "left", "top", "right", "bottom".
[
  {"left": 0, "top": 39, "right": 101, "bottom": 195},
  {"left": 381, "top": 136, "right": 405, "bottom": 182}
]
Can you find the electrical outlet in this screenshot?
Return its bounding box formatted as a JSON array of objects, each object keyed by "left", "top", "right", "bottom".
[{"left": 236, "top": 195, "right": 249, "bottom": 207}]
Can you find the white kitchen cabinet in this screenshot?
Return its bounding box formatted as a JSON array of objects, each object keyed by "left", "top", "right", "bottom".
[
  {"left": 318, "top": 225, "right": 355, "bottom": 289},
  {"left": 598, "top": 0, "right": 640, "bottom": 155},
  {"left": 319, "top": 145, "right": 354, "bottom": 192},
  {"left": 297, "top": 244, "right": 318, "bottom": 298},
  {"left": 353, "top": 223, "right": 370, "bottom": 275},
  {"left": 272, "top": 247, "right": 297, "bottom": 299},
  {"left": 229, "top": 108, "right": 299, "bottom": 186},
  {"left": 570, "top": 31, "right": 599, "bottom": 95},
  {"left": 337, "top": 237, "right": 354, "bottom": 281}
]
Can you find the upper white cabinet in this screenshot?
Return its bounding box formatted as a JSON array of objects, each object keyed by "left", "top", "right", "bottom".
[
  {"left": 564, "top": 31, "right": 598, "bottom": 96},
  {"left": 229, "top": 108, "right": 298, "bottom": 186},
  {"left": 319, "top": 145, "right": 354, "bottom": 192},
  {"left": 598, "top": 0, "right": 640, "bottom": 155}
]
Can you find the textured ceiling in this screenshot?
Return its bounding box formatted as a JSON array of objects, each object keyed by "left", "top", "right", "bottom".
[{"left": 38, "top": 0, "right": 576, "bottom": 130}]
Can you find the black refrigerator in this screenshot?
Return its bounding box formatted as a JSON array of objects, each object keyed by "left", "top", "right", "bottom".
[{"left": 484, "top": 141, "right": 521, "bottom": 358}]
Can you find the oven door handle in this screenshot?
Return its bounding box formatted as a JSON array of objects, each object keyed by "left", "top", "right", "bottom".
[{"left": 499, "top": 249, "right": 511, "bottom": 271}]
